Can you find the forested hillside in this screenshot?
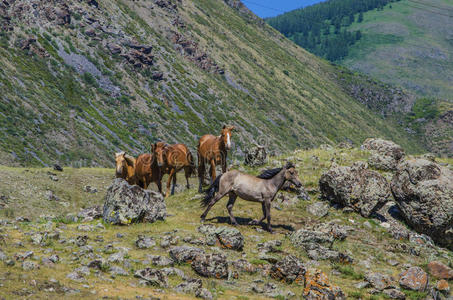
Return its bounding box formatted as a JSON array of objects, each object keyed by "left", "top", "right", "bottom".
[
  {"left": 267, "top": 0, "right": 401, "bottom": 61},
  {"left": 0, "top": 0, "right": 423, "bottom": 167}
]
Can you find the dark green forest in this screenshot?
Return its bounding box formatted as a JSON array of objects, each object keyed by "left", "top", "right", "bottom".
[{"left": 267, "top": 0, "right": 400, "bottom": 61}]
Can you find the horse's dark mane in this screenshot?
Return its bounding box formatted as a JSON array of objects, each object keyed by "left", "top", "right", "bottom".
[{"left": 257, "top": 167, "right": 283, "bottom": 179}]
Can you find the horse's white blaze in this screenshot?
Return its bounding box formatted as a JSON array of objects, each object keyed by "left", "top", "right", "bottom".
[
  {"left": 227, "top": 133, "right": 231, "bottom": 148},
  {"left": 116, "top": 165, "right": 122, "bottom": 174}
]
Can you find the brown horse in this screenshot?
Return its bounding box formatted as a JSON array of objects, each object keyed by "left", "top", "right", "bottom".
[
  {"left": 115, "top": 152, "right": 136, "bottom": 185},
  {"left": 197, "top": 125, "right": 235, "bottom": 193},
  {"left": 201, "top": 162, "right": 302, "bottom": 233},
  {"left": 153, "top": 142, "right": 196, "bottom": 197},
  {"left": 134, "top": 153, "right": 162, "bottom": 193}
]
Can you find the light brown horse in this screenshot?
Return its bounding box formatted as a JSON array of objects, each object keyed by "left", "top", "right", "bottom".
[
  {"left": 153, "top": 142, "right": 196, "bottom": 197},
  {"left": 134, "top": 153, "right": 162, "bottom": 193},
  {"left": 200, "top": 162, "right": 302, "bottom": 233},
  {"left": 115, "top": 152, "right": 136, "bottom": 185},
  {"left": 197, "top": 125, "right": 235, "bottom": 193}
]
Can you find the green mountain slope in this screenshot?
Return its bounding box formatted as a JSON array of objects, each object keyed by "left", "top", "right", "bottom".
[
  {"left": 343, "top": 0, "right": 453, "bottom": 100},
  {"left": 0, "top": 0, "right": 423, "bottom": 167}
]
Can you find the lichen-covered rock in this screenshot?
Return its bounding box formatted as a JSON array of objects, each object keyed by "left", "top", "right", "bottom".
[
  {"left": 191, "top": 253, "right": 228, "bottom": 279},
  {"left": 145, "top": 254, "right": 174, "bottom": 267},
  {"left": 383, "top": 288, "right": 406, "bottom": 299},
  {"left": 232, "top": 259, "right": 257, "bottom": 274},
  {"left": 304, "top": 243, "right": 353, "bottom": 263},
  {"left": 244, "top": 145, "right": 267, "bottom": 166},
  {"left": 391, "top": 159, "right": 453, "bottom": 249},
  {"left": 303, "top": 269, "right": 345, "bottom": 299},
  {"left": 319, "top": 161, "right": 391, "bottom": 217},
  {"left": 307, "top": 201, "right": 329, "bottom": 217},
  {"left": 361, "top": 138, "right": 405, "bottom": 171},
  {"left": 198, "top": 224, "right": 244, "bottom": 250},
  {"left": 103, "top": 179, "right": 166, "bottom": 225},
  {"left": 365, "top": 272, "right": 395, "bottom": 290},
  {"left": 78, "top": 206, "right": 102, "bottom": 221},
  {"left": 135, "top": 235, "right": 156, "bottom": 249},
  {"left": 270, "top": 255, "right": 305, "bottom": 284},
  {"left": 290, "top": 229, "right": 334, "bottom": 247},
  {"left": 174, "top": 278, "right": 202, "bottom": 294},
  {"left": 399, "top": 266, "right": 428, "bottom": 292},
  {"left": 134, "top": 268, "right": 168, "bottom": 287},
  {"left": 427, "top": 261, "right": 453, "bottom": 279},
  {"left": 169, "top": 246, "right": 204, "bottom": 263}
]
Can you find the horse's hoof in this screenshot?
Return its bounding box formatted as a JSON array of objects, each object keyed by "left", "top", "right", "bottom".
[
  {"left": 231, "top": 221, "right": 238, "bottom": 226},
  {"left": 200, "top": 217, "right": 205, "bottom": 223}
]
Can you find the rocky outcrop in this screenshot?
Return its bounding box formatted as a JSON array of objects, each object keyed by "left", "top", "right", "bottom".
[
  {"left": 319, "top": 161, "right": 391, "bottom": 217},
  {"left": 391, "top": 158, "right": 453, "bottom": 249},
  {"left": 169, "top": 246, "right": 204, "bottom": 263},
  {"left": 198, "top": 225, "right": 244, "bottom": 250},
  {"left": 102, "top": 179, "right": 166, "bottom": 225},
  {"left": 427, "top": 261, "right": 453, "bottom": 280},
  {"left": 244, "top": 145, "right": 267, "bottom": 166},
  {"left": 270, "top": 255, "right": 305, "bottom": 284},
  {"left": 361, "top": 138, "right": 405, "bottom": 171},
  {"left": 303, "top": 269, "right": 345, "bottom": 299},
  {"left": 398, "top": 266, "right": 428, "bottom": 292},
  {"left": 134, "top": 268, "right": 168, "bottom": 287},
  {"left": 191, "top": 253, "right": 228, "bottom": 279}
]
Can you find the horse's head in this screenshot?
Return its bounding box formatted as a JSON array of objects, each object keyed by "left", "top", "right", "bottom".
[
  {"left": 115, "top": 152, "right": 127, "bottom": 178},
  {"left": 284, "top": 162, "right": 303, "bottom": 188},
  {"left": 221, "top": 125, "right": 235, "bottom": 150},
  {"left": 153, "top": 142, "right": 168, "bottom": 167}
]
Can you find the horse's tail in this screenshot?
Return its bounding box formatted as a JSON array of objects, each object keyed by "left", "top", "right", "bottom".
[
  {"left": 187, "top": 151, "right": 196, "bottom": 176},
  {"left": 201, "top": 174, "right": 223, "bottom": 207}
]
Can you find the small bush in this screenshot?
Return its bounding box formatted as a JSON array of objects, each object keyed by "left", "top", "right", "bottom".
[{"left": 82, "top": 72, "right": 99, "bottom": 88}]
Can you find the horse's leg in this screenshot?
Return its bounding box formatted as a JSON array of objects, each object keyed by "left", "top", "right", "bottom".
[
  {"left": 265, "top": 200, "right": 273, "bottom": 233},
  {"left": 226, "top": 193, "right": 238, "bottom": 225},
  {"left": 198, "top": 159, "right": 205, "bottom": 193},
  {"left": 200, "top": 190, "right": 228, "bottom": 221},
  {"left": 209, "top": 159, "right": 216, "bottom": 184},
  {"left": 249, "top": 202, "right": 267, "bottom": 225},
  {"left": 222, "top": 153, "right": 227, "bottom": 173},
  {"left": 184, "top": 167, "right": 191, "bottom": 189},
  {"left": 171, "top": 170, "right": 177, "bottom": 195},
  {"left": 166, "top": 168, "right": 175, "bottom": 198},
  {"left": 156, "top": 179, "right": 163, "bottom": 195}
]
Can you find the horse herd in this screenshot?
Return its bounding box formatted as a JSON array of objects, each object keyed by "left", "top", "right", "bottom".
[
  {"left": 115, "top": 125, "right": 236, "bottom": 198},
  {"left": 115, "top": 125, "right": 303, "bottom": 232}
]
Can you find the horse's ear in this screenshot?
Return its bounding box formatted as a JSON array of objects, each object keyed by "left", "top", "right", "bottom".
[
  {"left": 230, "top": 125, "right": 235, "bottom": 131},
  {"left": 222, "top": 125, "right": 226, "bottom": 129},
  {"left": 285, "top": 161, "right": 294, "bottom": 169}
]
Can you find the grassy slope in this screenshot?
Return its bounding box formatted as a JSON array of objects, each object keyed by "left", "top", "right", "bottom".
[
  {"left": 0, "top": 0, "right": 424, "bottom": 167},
  {"left": 342, "top": 0, "right": 453, "bottom": 100},
  {"left": 0, "top": 148, "right": 452, "bottom": 299}
]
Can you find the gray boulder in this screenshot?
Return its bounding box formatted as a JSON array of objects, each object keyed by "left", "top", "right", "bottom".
[
  {"left": 198, "top": 224, "right": 244, "bottom": 250},
  {"left": 290, "top": 229, "right": 334, "bottom": 247},
  {"left": 78, "top": 206, "right": 102, "bottom": 221},
  {"left": 307, "top": 201, "right": 329, "bottom": 217},
  {"left": 191, "top": 253, "right": 228, "bottom": 278},
  {"left": 169, "top": 246, "right": 204, "bottom": 263},
  {"left": 391, "top": 158, "right": 453, "bottom": 249},
  {"left": 244, "top": 145, "right": 267, "bottom": 166},
  {"left": 134, "top": 268, "right": 168, "bottom": 287},
  {"left": 135, "top": 235, "right": 156, "bottom": 249},
  {"left": 361, "top": 138, "right": 405, "bottom": 171},
  {"left": 319, "top": 161, "right": 391, "bottom": 217},
  {"left": 365, "top": 272, "right": 395, "bottom": 290},
  {"left": 269, "top": 255, "right": 305, "bottom": 284},
  {"left": 103, "top": 178, "right": 166, "bottom": 225}
]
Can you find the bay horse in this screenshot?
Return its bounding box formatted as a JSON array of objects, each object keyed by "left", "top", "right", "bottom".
[
  {"left": 153, "top": 142, "right": 196, "bottom": 197},
  {"left": 197, "top": 125, "right": 235, "bottom": 193},
  {"left": 134, "top": 153, "right": 162, "bottom": 193},
  {"left": 200, "top": 162, "right": 302, "bottom": 233},
  {"left": 115, "top": 152, "right": 136, "bottom": 185}
]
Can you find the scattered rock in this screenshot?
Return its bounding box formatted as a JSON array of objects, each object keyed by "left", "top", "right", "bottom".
[
  {"left": 319, "top": 161, "right": 391, "bottom": 217},
  {"left": 135, "top": 235, "right": 156, "bottom": 249},
  {"left": 436, "top": 279, "right": 450, "bottom": 293},
  {"left": 198, "top": 224, "right": 244, "bottom": 250},
  {"left": 53, "top": 164, "right": 63, "bottom": 172},
  {"left": 270, "top": 255, "right": 305, "bottom": 284},
  {"left": 110, "top": 266, "right": 128, "bottom": 276},
  {"left": 427, "top": 261, "right": 453, "bottom": 279},
  {"left": 398, "top": 266, "right": 428, "bottom": 292},
  {"left": 383, "top": 288, "right": 406, "bottom": 299},
  {"left": 361, "top": 138, "right": 405, "bottom": 171},
  {"left": 145, "top": 254, "right": 174, "bottom": 267},
  {"left": 134, "top": 268, "right": 168, "bottom": 287},
  {"left": 365, "top": 272, "right": 395, "bottom": 290},
  {"left": 103, "top": 178, "right": 166, "bottom": 225},
  {"left": 391, "top": 158, "right": 453, "bottom": 249},
  {"left": 174, "top": 278, "right": 202, "bottom": 294},
  {"left": 306, "top": 202, "right": 329, "bottom": 217},
  {"left": 169, "top": 246, "right": 204, "bottom": 263},
  {"left": 191, "top": 253, "right": 228, "bottom": 279},
  {"left": 303, "top": 269, "right": 345, "bottom": 299},
  {"left": 244, "top": 145, "right": 267, "bottom": 166},
  {"left": 232, "top": 259, "right": 257, "bottom": 274},
  {"left": 75, "top": 235, "right": 88, "bottom": 247},
  {"left": 77, "top": 206, "right": 102, "bottom": 222},
  {"left": 22, "top": 261, "right": 39, "bottom": 270},
  {"left": 83, "top": 186, "right": 97, "bottom": 193},
  {"left": 290, "top": 229, "right": 334, "bottom": 247}
]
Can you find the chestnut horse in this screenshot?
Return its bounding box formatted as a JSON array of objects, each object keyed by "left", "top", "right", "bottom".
[
  {"left": 153, "top": 142, "right": 196, "bottom": 197},
  {"left": 197, "top": 125, "right": 235, "bottom": 193},
  {"left": 134, "top": 153, "right": 162, "bottom": 193},
  {"left": 115, "top": 152, "right": 136, "bottom": 185}
]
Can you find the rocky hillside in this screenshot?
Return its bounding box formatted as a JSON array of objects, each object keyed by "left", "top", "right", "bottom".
[
  {"left": 0, "top": 143, "right": 452, "bottom": 299},
  {"left": 0, "top": 0, "right": 424, "bottom": 167}
]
